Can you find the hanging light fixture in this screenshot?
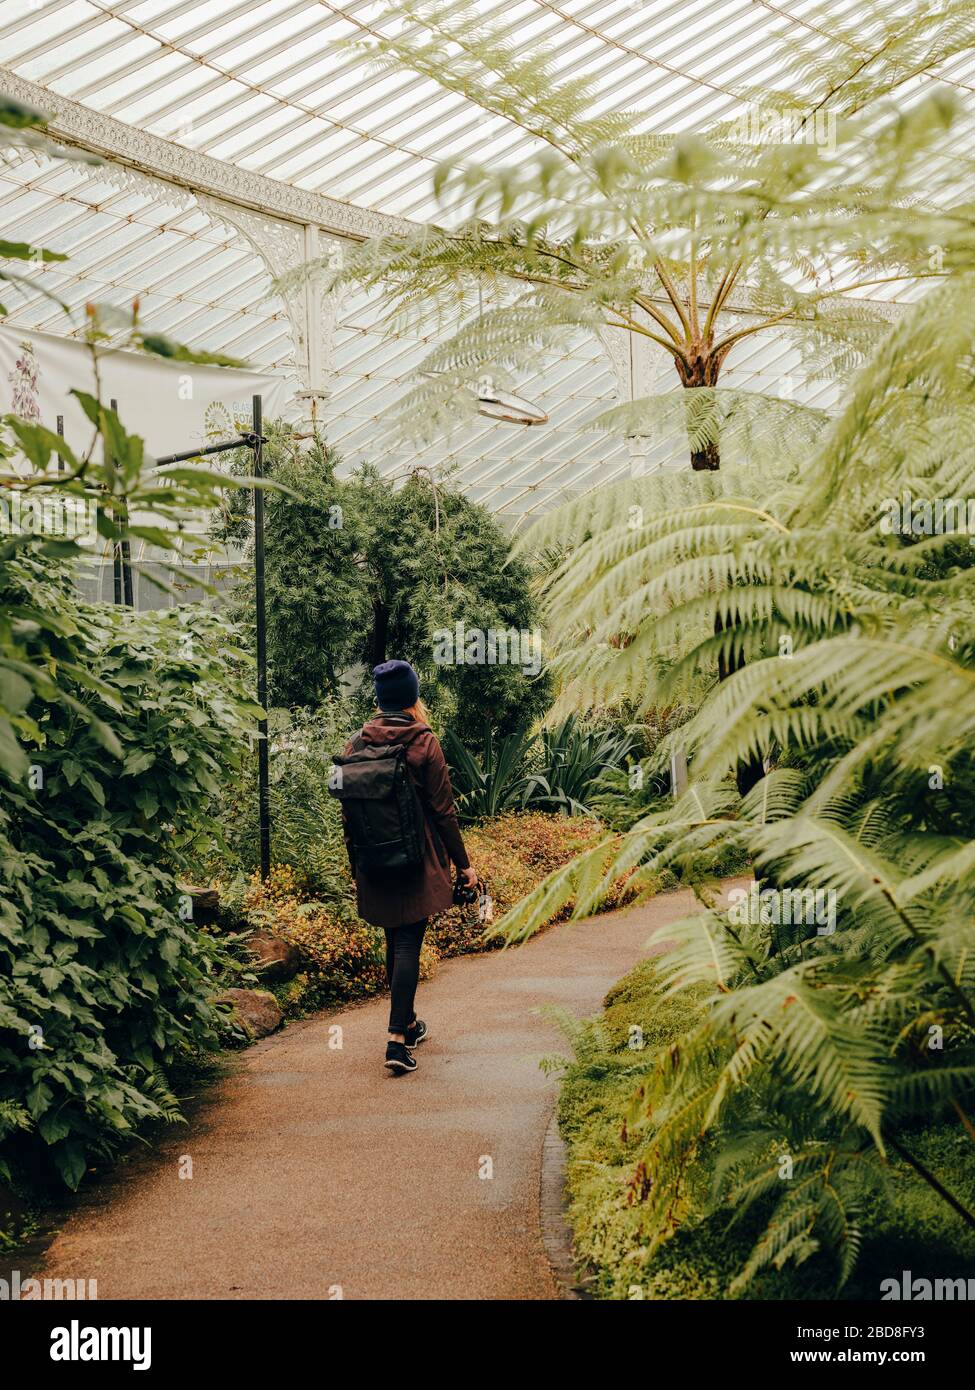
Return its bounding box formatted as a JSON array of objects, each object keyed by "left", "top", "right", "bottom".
[
  {"left": 420, "top": 370, "right": 548, "bottom": 426},
  {"left": 475, "top": 387, "right": 548, "bottom": 426},
  {"left": 470, "top": 282, "right": 547, "bottom": 425}
]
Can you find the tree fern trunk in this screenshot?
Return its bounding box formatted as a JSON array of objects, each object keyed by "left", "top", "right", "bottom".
[
  {"left": 677, "top": 352, "right": 723, "bottom": 471},
  {"left": 691, "top": 439, "right": 720, "bottom": 471},
  {"left": 678, "top": 345, "right": 760, "bottom": 792}
]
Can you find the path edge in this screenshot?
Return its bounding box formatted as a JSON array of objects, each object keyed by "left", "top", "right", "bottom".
[{"left": 539, "top": 1106, "right": 589, "bottom": 1300}]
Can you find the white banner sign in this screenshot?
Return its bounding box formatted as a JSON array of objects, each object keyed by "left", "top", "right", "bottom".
[{"left": 0, "top": 323, "right": 288, "bottom": 459}]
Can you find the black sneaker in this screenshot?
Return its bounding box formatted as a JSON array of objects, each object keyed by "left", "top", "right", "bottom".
[
  {"left": 405, "top": 1018, "right": 430, "bottom": 1047},
  {"left": 384, "top": 1041, "right": 417, "bottom": 1074}
]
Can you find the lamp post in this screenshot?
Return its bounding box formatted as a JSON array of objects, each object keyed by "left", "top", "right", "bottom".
[{"left": 252, "top": 394, "right": 271, "bottom": 881}]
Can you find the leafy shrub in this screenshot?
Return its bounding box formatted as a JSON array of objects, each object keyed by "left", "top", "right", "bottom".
[
  {"left": 211, "top": 424, "right": 374, "bottom": 706},
  {"left": 241, "top": 868, "right": 397, "bottom": 1011},
  {"left": 525, "top": 714, "right": 637, "bottom": 815},
  {"left": 210, "top": 701, "right": 359, "bottom": 897},
  {"left": 442, "top": 724, "right": 537, "bottom": 821},
  {"left": 0, "top": 553, "right": 260, "bottom": 1188},
  {"left": 473, "top": 810, "right": 616, "bottom": 880},
  {"left": 444, "top": 715, "right": 636, "bottom": 822},
  {"left": 435, "top": 812, "right": 635, "bottom": 955},
  {"left": 558, "top": 961, "right": 975, "bottom": 1300},
  {"left": 217, "top": 429, "right": 551, "bottom": 738},
  {"left": 0, "top": 100, "right": 274, "bottom": 1193},
  {"left": 588, "top": 705, "right": 698, "bottom": 830}
]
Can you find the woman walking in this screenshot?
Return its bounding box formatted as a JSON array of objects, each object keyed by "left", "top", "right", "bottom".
[{"left": 337, "top": 660, "right": 476, "bottom": 1074}]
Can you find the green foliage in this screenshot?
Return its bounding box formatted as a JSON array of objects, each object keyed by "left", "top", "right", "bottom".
[
  {"left": 211, "top": 420, "right": 373, "bottom": 706},
  {"left": 442, "top": 723, "right": 537, "bottom": 820},
  {"left": 524, "top": 714, "right": 637, "bottom": 815},
  {"left": 215, "top": 420, "right": 550, "bottom": 738},
  {"left": 558, "top": 962, "right": 975, "bottom": 1299},
  {"left": 211, "top": 701, "right": 360, "bottom": 899},
  {"left": 487, "top": 76, "right": 975, "bottom": 1287},
  {"left": 444, "top": 713, "right": 636, "bottom": 820},
  {"left": 587, "top": 706, "right": 696, "bottom": 829},
  {"left": 347, "top": 466, "right": 550, "bottom": 743},
  {"left": 0, "top": 1100, "right": 31, "bottom": 1146},
  {"left": 0, "top": 553, "right": 260, "bottom": 1187},
  {"left": 0, "top": 109, "right": 268, "bottom": 1189},
  {"left": 361, "top": 469, "right": 550, "bottom": 750},
  {"left": 497, "top": 293, "right": 973, "bottom": 1289}
]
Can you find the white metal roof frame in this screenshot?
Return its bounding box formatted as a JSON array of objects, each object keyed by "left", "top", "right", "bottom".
[{"left": 1, "top": 1, "right": 972, "bottom": 518}]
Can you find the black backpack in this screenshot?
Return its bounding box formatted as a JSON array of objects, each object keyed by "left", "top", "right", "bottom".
[{"left": 328, "top": 727, "right": 427, "bottom": 876}]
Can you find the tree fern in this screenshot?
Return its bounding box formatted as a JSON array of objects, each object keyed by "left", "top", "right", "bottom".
[
  {"left": 287, "top": 1, "right": 975, "bottom": 471},
  {"left": 487, "top": 186, "right": 975, "bottom": 1287}
]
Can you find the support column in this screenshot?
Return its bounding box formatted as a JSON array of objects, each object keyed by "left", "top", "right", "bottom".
[
  {"left": 196, "top": 196, "right": 342, "bottom": 418},
  {"left": 296, "top": 223, "right": 338, "bottom": 423},
  {"left": 598, "top": 315, "right": 666, "bottom": 477}
]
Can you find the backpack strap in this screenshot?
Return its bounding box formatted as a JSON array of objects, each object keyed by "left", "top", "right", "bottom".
[{"left": 377, "top": 724, "right": 448, "bottom": 865}]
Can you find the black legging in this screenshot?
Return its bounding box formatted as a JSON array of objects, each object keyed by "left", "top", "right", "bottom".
[{"left": 383, "top": 919, "right": 427, "bottom": 1034}]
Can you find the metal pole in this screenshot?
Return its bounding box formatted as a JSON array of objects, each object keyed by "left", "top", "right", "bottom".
[
  {"left": 155, "top": 437, "right": 256, "bottom": 466},
  {"left": 109, "top": 399, "right": 122, "bottom": 602},
  {"left": 121, "top": 544, "right": 134, "bottom": 606},
  {"left": 253, "top": 394, "right": 271, "bottom": 881},
  {"left": 121, "top": 535, "right": 134, "bottom": 606},
  {"left": 108, "top": 399, "right": 124, "bottom": 604},
  {"left": 56, "top": 414, "right": 65, "bottom": 473},
  {"left": 110, "top": 399, "right": 135, "bottom": 607}
]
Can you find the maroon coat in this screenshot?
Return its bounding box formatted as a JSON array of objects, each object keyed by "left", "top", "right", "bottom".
[{"left": 341, "top": 715, "right": 470, "bottom": 929}]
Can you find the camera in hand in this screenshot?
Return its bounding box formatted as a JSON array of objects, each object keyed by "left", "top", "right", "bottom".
[{"left": 453, "top": 874, "right": 484, "bottom": 906}]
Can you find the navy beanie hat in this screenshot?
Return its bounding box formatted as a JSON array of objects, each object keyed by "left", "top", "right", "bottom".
[{"left": 373, "top": 659, "right": 420, "bottom": 713}]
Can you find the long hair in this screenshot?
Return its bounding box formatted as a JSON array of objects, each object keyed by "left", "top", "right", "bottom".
[{"left": 375, "top": 698, "right": 430, "bottom": 723}]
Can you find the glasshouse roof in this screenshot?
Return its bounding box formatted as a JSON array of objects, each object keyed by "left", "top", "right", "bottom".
[{"left": 2, "top": 0, "right": 973, "bottom": 517}]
